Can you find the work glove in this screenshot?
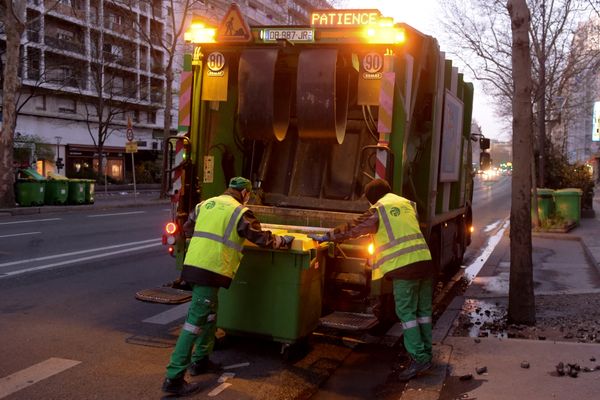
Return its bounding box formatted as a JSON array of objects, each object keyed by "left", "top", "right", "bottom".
[
  {"left": 276, "top": 235, "right": 295, "bottom": 249},
  {"left": 308, "top": 233, "right": 330, "bottom": 243}
]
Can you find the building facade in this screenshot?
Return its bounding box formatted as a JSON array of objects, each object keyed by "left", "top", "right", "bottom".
[{"left": 554, "top": 17, "right": 600, "bottom": 180}]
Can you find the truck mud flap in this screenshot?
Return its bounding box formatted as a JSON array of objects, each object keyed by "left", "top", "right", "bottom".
[
  {"left": 135, "top": 287, "right": 191, "bottom": 304},
  {"left": 238, "top": 48, "right": 292, "bottom": 141},
  {"left": 319, "top": 311, "right": 378, "bottom": 331},
  {"left": 297, "top": 48, "right": 349, "bottom": 143}
]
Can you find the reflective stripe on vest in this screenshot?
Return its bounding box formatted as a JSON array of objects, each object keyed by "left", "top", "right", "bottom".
[
  {"left": 371, "top": 193, "right": 431, "bottom": 279},
  {"left": 191, "top": 204, "right": 245, "bottom": 252},
  {"left": 183, "top": 195, "right": 248, "bottom": 279}
]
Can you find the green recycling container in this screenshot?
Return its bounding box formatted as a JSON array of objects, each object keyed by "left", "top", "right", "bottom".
[
  {"left": 532, "top": 188, "right": 555, "bottom": 222},
  {"left": 217, "top": 246, "right": 325, "bottom": 344},
  {"left": 15, "top": 179, "right": 45, "bottom": 207},
  {"left": 44, "top": 180, "right": 69, "bottom": 205},
  {"left": 553, "top": 188, "right": 582, "bottom": 226},
  {"left": 83, "top": 179, "right": 95, "bottom": 204},
  {"left": 68, "top": 179, "right": 86, "bottom": 204}
]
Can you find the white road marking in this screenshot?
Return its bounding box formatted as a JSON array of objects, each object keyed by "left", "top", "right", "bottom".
[
  {"left": 0, "top": 243, "right": 161, "bottom": 279},
  {"left": 87, "top": 211, "right": 146, "bottom": 218},
  {"left": 208, "top": 382, "right": 232, "bottom": 397},
  {"left": 0, "top": 232, "right": 41, "bottom": 239},
  {"left": 0, "top": 218, "right": 61, "bottom": 226},
  {"left": 0, "top": 238, "right": 160, "bottom": 268},
  {"left": 0, "top": 357, "right": 81, "bottom": 399},
  {"left": 143, "top": 303, "right": 190, "bottom": 325},
  {"left": 464, "top": 218, "right": 510, "bottom": 282},
  {"left": 223, "top": 362, "right": 250, "bottom": 370}
]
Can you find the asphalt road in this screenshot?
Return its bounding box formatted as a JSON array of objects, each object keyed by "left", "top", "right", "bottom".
[{"left": 0, "top": 175, "right": 512, "bottom": 399}]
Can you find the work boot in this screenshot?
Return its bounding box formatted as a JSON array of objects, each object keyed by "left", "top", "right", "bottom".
[
  {"left": 161, "top": 377, "right": 201, "bottom": 395},
  {"left": 396, "top": 358, "right": 432, "bottom": 382},
  {"left": 188, "top": 357, "right": 223, "bottom": 376}
]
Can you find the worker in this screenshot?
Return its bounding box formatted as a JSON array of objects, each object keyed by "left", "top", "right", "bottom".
[
  {"left": 162, "top": 177, "right": 295, "bottom": 395},
  {"left": 308, "top": 178, "right": 434, "bottom": 381}
]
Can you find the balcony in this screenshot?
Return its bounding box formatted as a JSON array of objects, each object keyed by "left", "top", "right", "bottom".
[
  {"left": 27, "top": 30, "right": 41, "bottom": 42},
  {"left": 45, "top": 35, "right": 84, "bottom": 54}
]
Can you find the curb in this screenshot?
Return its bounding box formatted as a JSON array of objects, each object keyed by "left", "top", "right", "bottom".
[{"left": 0, "top": 199, "right": 171, "bottom": 216}]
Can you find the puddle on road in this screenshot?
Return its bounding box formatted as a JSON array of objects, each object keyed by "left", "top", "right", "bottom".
[{"left": 454, "top": 299, "right": 509, "bottom": 339}]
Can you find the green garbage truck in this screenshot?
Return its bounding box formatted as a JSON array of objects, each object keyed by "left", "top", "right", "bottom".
[{"left": 149, "top": 6, "right": 475, "bottom": 349}]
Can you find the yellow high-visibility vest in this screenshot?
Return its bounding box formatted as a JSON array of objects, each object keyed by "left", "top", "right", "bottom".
[
  {"left": 183, "top": 195, "right": 248, "bottom": 279},
  {"left": 371, "top": 193, "right": 432, "bottom": 280}
]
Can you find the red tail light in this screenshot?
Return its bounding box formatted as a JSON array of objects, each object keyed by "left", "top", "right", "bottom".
[
  {"left": 168, "top": 246, "right": 174, "bottom": 255},
  {"left": 165, "top": 222, "right": 177, "bottom": 234}
]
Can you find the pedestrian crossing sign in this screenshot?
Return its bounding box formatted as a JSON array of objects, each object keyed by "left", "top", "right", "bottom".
[{"left": 216, "top": 3, "right": 252, "bottom": 42}]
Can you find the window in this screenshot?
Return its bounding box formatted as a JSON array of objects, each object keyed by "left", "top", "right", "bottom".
[
  {"left": 109, "top": 13, "right": 122, "bottom": 27},
  {"left": 35, "top": 95, "right": 46, "bottom": 111},
  {"left": 147, "top": 111, "right": 157, "bottom": 124},
  {"left": 57, "top": 29, "right": 74, "bottom": 41},
  {"left": 59, "top": 0, "right": 71, "bottom": 5},
  {"left": 58, "top": 98, "right": 77, "bottom": 114}
]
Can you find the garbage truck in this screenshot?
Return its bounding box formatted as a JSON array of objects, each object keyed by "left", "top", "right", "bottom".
[{"left": 147, "top": 5, "right": 475, "bottom": 350}]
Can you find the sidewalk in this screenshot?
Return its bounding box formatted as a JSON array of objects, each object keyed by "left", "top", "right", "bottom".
[
  {"left": 400, "top": 192, "right": 600, "bottom": 400},
  {"left": 0, "top": 189, "right": 171, "bottom": 216}
]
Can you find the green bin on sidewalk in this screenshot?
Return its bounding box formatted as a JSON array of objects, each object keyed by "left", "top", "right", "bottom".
[
  {"left": 83, "top": 179, "right": 95, "bottom": 204},
  {"left": 45, "top": 172, "right": 69, "bottom": 205},
  {"left": 553, "top": 188, "right": 582, "bottom": 226},
  {"left": 44, "top": 180, "right": 69, "bottom": 205},
  {"left": 532, "top": 188, "right": 555, "bottom": 222},
  {"left": 68, "top": 179, "right": 86, "bottom": 204},
  {"left": 15, "top": 179, "right": 45, "bottom": 206}
]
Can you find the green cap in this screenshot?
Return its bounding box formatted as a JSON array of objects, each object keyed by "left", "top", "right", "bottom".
[{"left": 229, "top": 176, "right": 252, "bottom": 191}]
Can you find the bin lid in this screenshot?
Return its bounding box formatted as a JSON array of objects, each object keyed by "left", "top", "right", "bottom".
[
  {"left": 534, "top": 188, "right": 554, "bottom": 195},
  {"left": 554, "top": 188, "right": 582, "bottom": 196},
  {"left": 19, "top": 169, "right": 46, "bottom": 181},
  {"left": 47, "top": 172, "right": 68, "bottom": 180}
]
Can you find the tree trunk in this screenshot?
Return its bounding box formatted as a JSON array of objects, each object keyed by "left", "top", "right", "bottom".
[
  {"left": 537, "top": 66, "right": 546, "bottom": 187},
  {"left": 0, "top": 0, "right": 26, "bottom": 208},
  {"left": 507, "top": 0, "right": 536, "bottom": 325}
]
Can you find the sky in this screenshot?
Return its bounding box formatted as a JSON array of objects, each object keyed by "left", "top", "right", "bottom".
[{"left": 343, "top": 0, "right": 507, "bottom": 141}]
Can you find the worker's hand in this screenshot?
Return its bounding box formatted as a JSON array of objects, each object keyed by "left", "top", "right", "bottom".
[
  {"left": 274, "top": 235, "right": 294, "bottom": 249},
  {"left": 281, "top": 235, "right": 294, "bottom": 249},
  {"left": 308, "top": 233, "right": 329, "bottom": 243}
]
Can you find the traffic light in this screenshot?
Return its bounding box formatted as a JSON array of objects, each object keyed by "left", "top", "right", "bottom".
[
  {"left": 56, "top": 157, "right": 64, "bottom": 169},
  {"left": 479, "top": 137, "right": 490, "bottom": 150},
  {"left": 480, "top": 152, "right": 491, "bottom": 170}
]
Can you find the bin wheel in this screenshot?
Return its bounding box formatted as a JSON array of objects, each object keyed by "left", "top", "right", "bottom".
[{"left": 280, "top": 337, "right": 311, "bottom": 362}]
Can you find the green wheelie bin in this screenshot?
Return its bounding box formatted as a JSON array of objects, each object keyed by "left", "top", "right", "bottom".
[
  {"left": 83, "top": 179, "right": 95, "bottom": 204},
  {"left": 68, "top": 179, "right": 86, "bottom": 204},
  {"left": 532, "top": 188, "right": 555, "bottom": 223},
  {"left": 553, "top": 188, "right": 582, "bottom": 226},
  {"left": 44, "top": 173, "right": 69, "bottom": 205},
  {"left": 15, "top": 179, "right": 45, "bottom": 206},
  {"left": 15, "top": 169, "right": 46, "bottom": 207}
]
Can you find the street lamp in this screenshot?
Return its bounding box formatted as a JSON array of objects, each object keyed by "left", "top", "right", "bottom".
[{"left": 55, "top": 136, "right": 63, "bottom": 173}]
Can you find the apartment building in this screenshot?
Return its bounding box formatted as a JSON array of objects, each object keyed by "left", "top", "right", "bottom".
[
  {"left": 1, "top": 0, "right": 332, "bottom": 182},
  {"left": 554, "top": 17, "right": 600, "bottom": 178}
]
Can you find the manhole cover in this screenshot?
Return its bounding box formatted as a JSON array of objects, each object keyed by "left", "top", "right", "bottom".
[
  {"left": 319, "top": 311, "right": 378, "bottom": 331},
  {"left": 135, "top": 287, "right": 191, "bottom": 304}
]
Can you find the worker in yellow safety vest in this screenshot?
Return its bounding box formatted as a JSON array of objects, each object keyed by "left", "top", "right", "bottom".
[
  {"left": 308, "top": 178, "right": 434, "bottom": 382},
  {"left": 162, "top": 177, "right": 294, "bottom": 396}
]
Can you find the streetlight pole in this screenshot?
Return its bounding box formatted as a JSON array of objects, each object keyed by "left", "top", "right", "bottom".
[{"left": 54, "top": 136, "right": 63, "bottom": 173}]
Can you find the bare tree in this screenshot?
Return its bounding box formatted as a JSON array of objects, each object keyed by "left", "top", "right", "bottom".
[
  {"left": 0, "top": 0, "right": 72, "bottom": 206},
  {"left": 439, "top": 0, "right": 595, "bottom": 186},
  {"left": 80, "top": 43, "right": 140, "bottom": 177},
  {"left": 127, "top": 0, "right": 200, "bottom": 197},
  {"left": 507, "top": 0, "right": 535, "bottom": 325},
  {"left": 0, "top": 0, "right": 26, "bottom": 208}
]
